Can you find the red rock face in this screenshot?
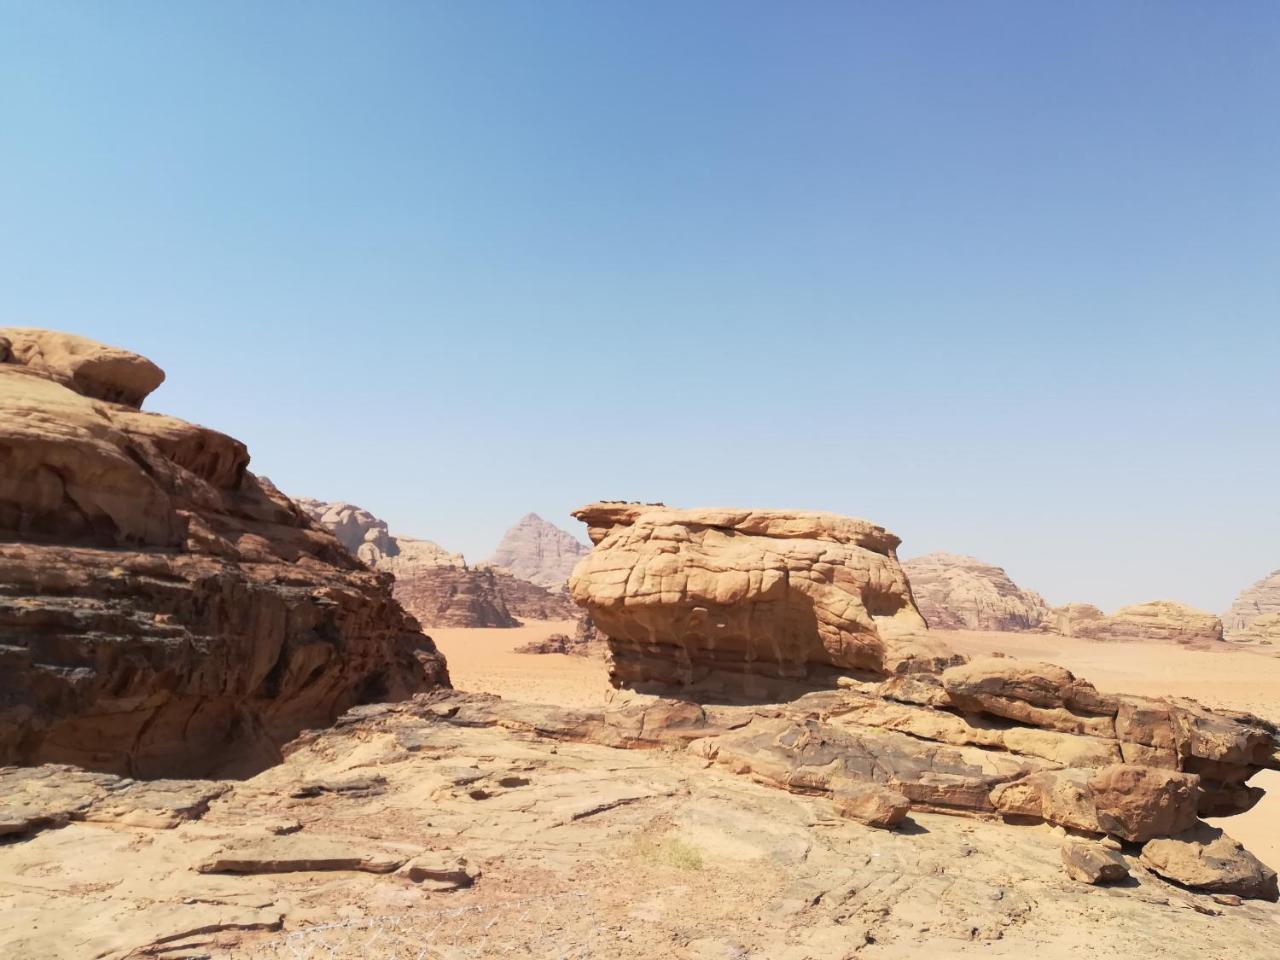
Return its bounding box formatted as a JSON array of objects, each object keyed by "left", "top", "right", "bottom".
[{"left": 0, "top": 329, "right": 449, "bottom": 777}]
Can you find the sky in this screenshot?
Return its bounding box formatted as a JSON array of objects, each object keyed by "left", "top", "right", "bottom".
[{"left": 2, "top": 2, "right": 1277, "bottom": 612}]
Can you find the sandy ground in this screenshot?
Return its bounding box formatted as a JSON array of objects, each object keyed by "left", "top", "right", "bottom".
[
  {"left": 434, "top": 621, "right": 1280, "bottom": 871},
  {"left": 431, "top": 619, "right": 610, "bottom": 710}
]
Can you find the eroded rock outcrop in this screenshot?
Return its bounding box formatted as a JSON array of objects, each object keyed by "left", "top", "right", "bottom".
[
  {"left": 566, "top": 501, "right": 1279, "bottom": 897},
  {"left": 486, "top": 512, "right": 590, "bottom": 589},
  {"left": 0, "top": 329, "right": 449, "bottom": 777},
  {"left": 1225, "top": 569, "right": 1280, "bottom": 645},
  {"left": 901, "top": 552, "right": 1050, "bottom": 631},
  {"left": 7, "top": 690, "right": 1279, "bottom": 960},
  {"left": 569, "top": 502, "right": 953, "bottom": 694},
  {"left": 1051, "top": 600, "right": 1224, "bottom": 645}
]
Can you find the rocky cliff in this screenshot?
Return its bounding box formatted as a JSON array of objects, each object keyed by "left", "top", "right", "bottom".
[
  {"left": 1225, "top": 569, "right": 1280, "bottom": 645},
  {"left": 901, "top": 552, "right": 1050, "bottom": 631},
  {"left": 486, "top": 512, "right": 590, "bottom": 588},
  {"left": 0, "top": 329, "right": 449, "bottom": 777}
]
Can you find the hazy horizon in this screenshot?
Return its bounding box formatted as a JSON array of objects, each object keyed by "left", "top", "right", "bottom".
[{"left": 3, "top": 3, "right": 1277, "bottom": 613}]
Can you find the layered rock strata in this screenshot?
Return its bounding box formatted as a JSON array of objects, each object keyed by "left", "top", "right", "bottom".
[
  {"left": 901, "top": 552, "right": 1050, "bottom": 631},
  {"left": 0, "top": 329, "right": 449, "bottom": 777}
]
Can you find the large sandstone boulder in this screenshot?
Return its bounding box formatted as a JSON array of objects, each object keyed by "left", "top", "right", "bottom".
[
  {"left": 0, "top": 330, "right": 449, "bottom": 777},
  {"left": 568, "top": 502, "right": 951, "bottom": 694},
  {"left": 1140, "top": 824, "right": 1279, "bottom": 901},
  {"left": 486, "top": 512, "right": 590, "bottom": 589},
  {"left": 1050, "top": 600, "right": 1223, "bottom": 645},
  {"left": 1224, "top": 569, "right": 1280, "bottom": 644},
  {"left": 901, "top": 552, "right": 1050, "bottom": 631}
]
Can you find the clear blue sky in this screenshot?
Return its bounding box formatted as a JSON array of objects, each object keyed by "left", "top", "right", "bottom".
[{"left": 2, "top": 3, "right": 1277, "bottom": 612}]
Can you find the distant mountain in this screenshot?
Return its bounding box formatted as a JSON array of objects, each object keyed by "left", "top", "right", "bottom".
[
  {"left": 486, "top": 512, "right": 591, "bottom": 589},
  {"left": 298, "top": 499, "right": 577, "bottom": 627},
  {"left": 902, "top": 552, "right": 1050, "bottom": 632},
  {"left": 1224, "top": 569, "right": 1280, "bottom": 644}
]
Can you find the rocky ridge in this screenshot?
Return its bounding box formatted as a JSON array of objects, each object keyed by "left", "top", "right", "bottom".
[
  {"left": 902, "top": 552, "right": 1051, "bottom": 631},
  {"left": 1051, "top": 600, "right": 1224, "bottom": 645},
  {"left": 0, "top": 329, "right": 449, "bottom": 777}
]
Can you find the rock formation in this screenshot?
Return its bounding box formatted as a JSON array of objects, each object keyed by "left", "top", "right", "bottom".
[
  {"left": 298, "top": 499, "right": 576, "bottom": 627},
  {"left": 294, "top": 498, "right": 464, "bottom": 571},
  {"left": 1225, "top": 569, "right": 1280, "bottom": 644},
  {"left": 568, "top": 502, "right": 954, "bottom": 694},
  {"left": 491, "top": 570, "right": 579, "bottom": 621},
  {"left": 6, "top": 690, "right": 1280, "bottom": 959},
  {"left": 901, "top": 551, "right": 1050, "bottom": 631},
  {"left": 0, "top": 329, "right": 449, "bottom": 777},
  {"left": 515, "top": 615, "right": 604, "bottom": 657},
  {"left": 394, "top": 565, "right": 519, "bottom": 628},
  {"left": 1051, "top": 600, "right": 1224, "bottom": 645},
  {"left": 486, "top": 512, "right": 590, "bottom": 588},
  {"left": 567, "top": 501, "right": 1279, "bottom": 899}
]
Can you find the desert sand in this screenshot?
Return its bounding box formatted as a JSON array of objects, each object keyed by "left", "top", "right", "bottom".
[
  {"left": 432, "top": 619, "right": 608, "bottom": 709},
  {"left": 435, "top": 620, "right": 1280, "bottom": 872}
]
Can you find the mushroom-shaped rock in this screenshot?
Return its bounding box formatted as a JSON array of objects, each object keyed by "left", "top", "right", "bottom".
[{"left": 568, "top": 502, "right": 954, "bottom": 694}]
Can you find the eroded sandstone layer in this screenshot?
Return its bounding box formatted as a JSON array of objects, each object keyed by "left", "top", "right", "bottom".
[
  {"left": 0, "top": 329, "right": 448, "bottom": 777},
  {"left": 901, "top": 552, "right": 1050, "bottom": 631},
  {"left": 568, "top": 502, "right": 954, "bottom": 693},
  {"left": 1051, "top": 600, "right": 1224, "bottom": 645},
  {"left": 3, "top": 689, "right": 1278, "bottom": 960}
]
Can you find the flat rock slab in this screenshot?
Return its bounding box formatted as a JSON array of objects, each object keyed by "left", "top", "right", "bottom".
[
  {"left": 197, "top": 835, "right": 409, "bottom": 875},
  {"left": 0, "top": 764, "right": 228, "bottom": 835}
]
